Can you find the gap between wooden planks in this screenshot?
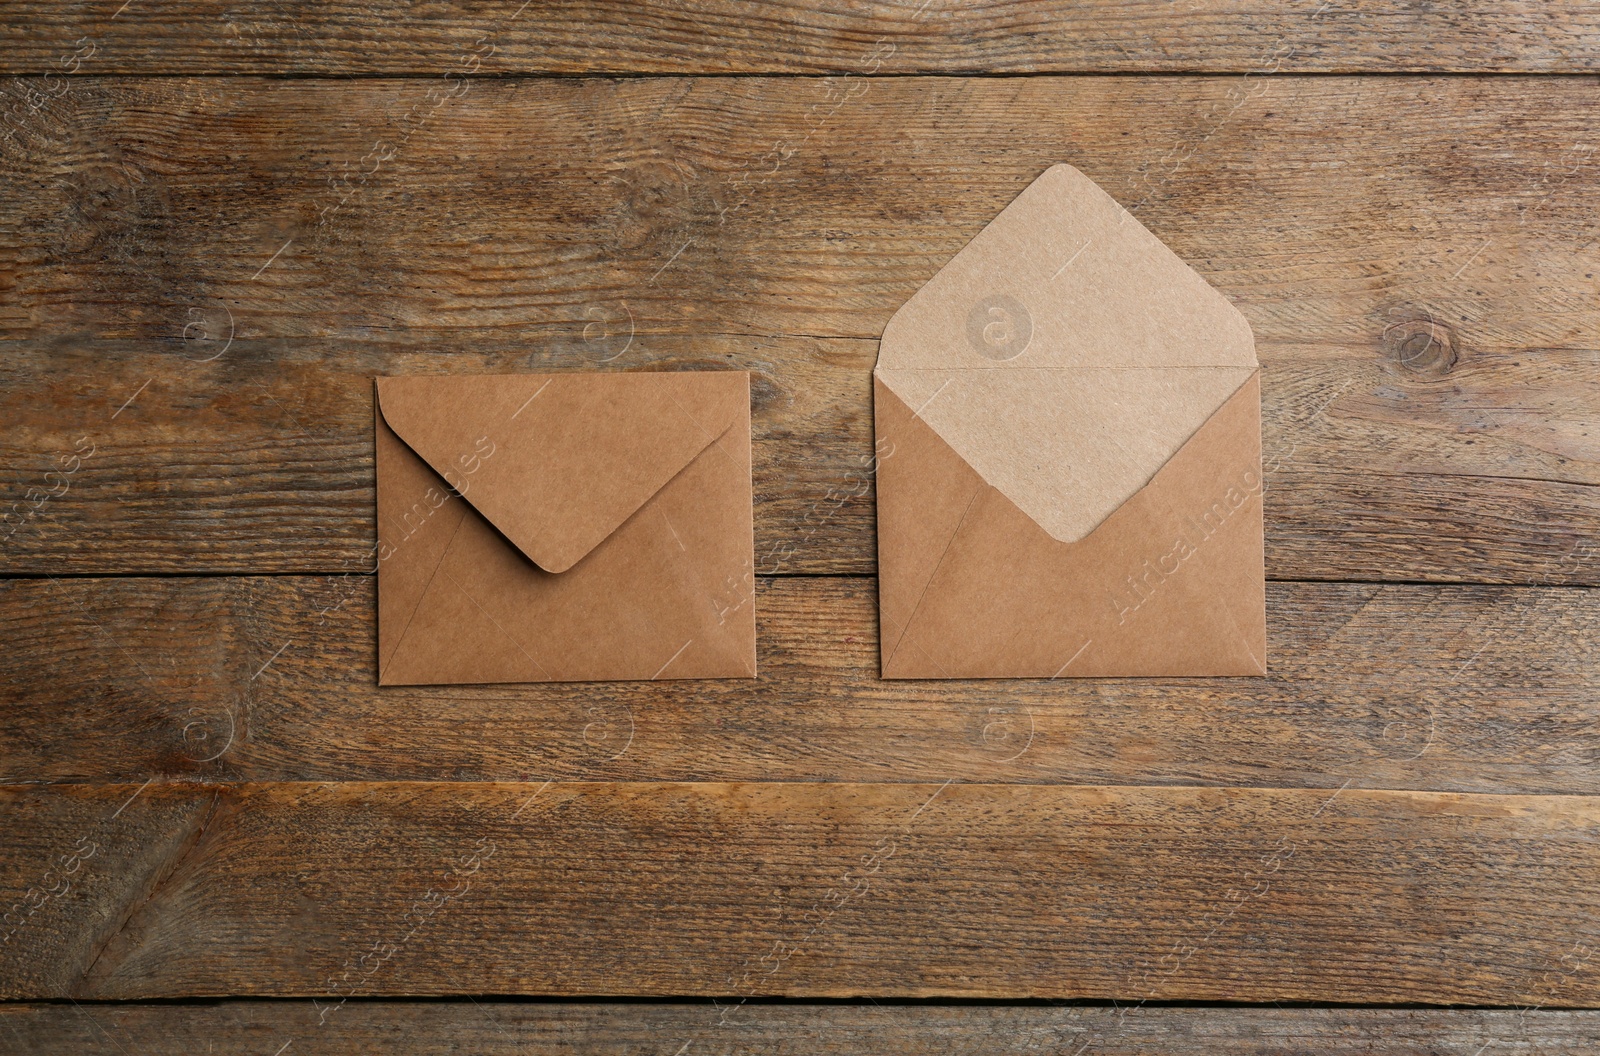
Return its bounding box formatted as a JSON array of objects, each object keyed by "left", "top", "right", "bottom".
[
  {"left": 6, "top": 77, "right": 1597, "bottom": 350},
  {"left": 0, "top": 576, "right": 1595, "bottom": 792},
  {"left": 3, "top": 336, "right": 1596, "bottom": 583},
  {"left": 7, "top": 1002, "right": 1600, "bottom": 1054},
  {"left": 2, "top": 77, "right": 1597, "bottom": 581}
]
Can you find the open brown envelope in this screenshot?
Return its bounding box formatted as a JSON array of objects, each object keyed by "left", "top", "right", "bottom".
[
  {"left": 374, "top": 371, "right": 756, "bottom": 684},
  {"left": 875, "top": 164, "right": 1266, "bottom": 678}
]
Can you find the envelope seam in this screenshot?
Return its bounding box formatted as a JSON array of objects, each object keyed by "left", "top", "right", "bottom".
[
  {"left": 1111, "top": 374, "right": 1266, "bottom": 675},
  {"left": 892, "top": 628, "right": 956, "bottom": 679},
  {"left": 379, "top": 508, "right": 468, "bottom": 683},
  {"left": 882, "top": 483, "right": 983, "bottom": 676},
  {"left": 1211, "top": 561, "right": 1269, "bottom": 675},
  {"left": 543, "top": 394, "right": 738, "bottom": 571},
  {"left": 661, "top": 387, "right": 745, "bottom": 475},
  {"left": 636, "top": 452, "right": 757, "bottom": 678},
  {"left": 438, "top": 564, "right": 555, "bottom": 682},
  {"left": 881, "top": 365, "right": 1259, "bottom": 546},
  {"left": 382, "top": 376, "right": 742, "bottom": 575},
  {"left": 570, "top": 424, "right": 742, "bottom": 573}
]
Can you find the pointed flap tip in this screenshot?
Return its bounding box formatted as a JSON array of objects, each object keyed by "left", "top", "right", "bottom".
[
  {"left": 878, "top": 162, "right": 1256, "bottom": 372},
  {"left": 376, "top": 371, "right": 749, "bottom": 574}
]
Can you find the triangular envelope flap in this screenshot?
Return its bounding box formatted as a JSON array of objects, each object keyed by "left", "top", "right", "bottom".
[
  {"left": 874, "top": 163, "right": 1259, "bottom": 544},
  {"left": 876, "top": 164, "right": 1257, "bottom": 372},
  {"left": 377, "top": 372, "right": 745, "bottom": 573},
  {"left": 878, "top": 367, "right": 1256, "bottom": 542}
]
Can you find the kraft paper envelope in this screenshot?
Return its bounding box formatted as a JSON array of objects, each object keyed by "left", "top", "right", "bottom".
[
  {"left": 374, "top": 371, "right": 756, "bottom": 684},
  {"left": 875, "top": 164, "right": 1266, "bottom": 678}
]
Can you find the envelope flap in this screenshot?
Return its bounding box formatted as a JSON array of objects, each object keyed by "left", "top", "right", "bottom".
[
  {"left": 874, "top": 164, "right": 1259, "bottom": 543},
  {"left": 377, "top": 372, "right": 747, "bottom": 573},
  {"left": 876, "top": 365, "right": 1258, "bottom": 543},
  {"left": 877, "top": 164, "right": 1256, "bottom": 373}
]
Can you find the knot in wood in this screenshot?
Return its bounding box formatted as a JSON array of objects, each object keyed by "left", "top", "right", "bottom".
[{"left": 1382, "top": 313, "right": 1458, "bottom": 375}]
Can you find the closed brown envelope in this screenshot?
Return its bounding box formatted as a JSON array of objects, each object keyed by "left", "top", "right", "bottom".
[
  {"left": 875, "top": 165, "right": 1267, "bottom": 678},
  {"left": 374, "top": 371, "right": 756, "bottom": 684}
]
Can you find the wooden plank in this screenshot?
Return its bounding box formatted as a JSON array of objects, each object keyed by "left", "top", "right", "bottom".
[
  {"left": 0, "top": 781, "right": 219, "bottom": 1001},
  {"left": 3, "top": 76, "right": 1598, "bottom": 581},
  {"left": 0, "top": 336, "right": 879, "bottom": 578},
  {"left": 7, "top": 77, "right": 1600, "bottom": 347},
  {"left": 1, "top": 2, "right": 1598, "bottom": 75},
  {"left": 2, "top": 576, "right": 1596, "bottom": 794},
  {"left": 3, "top": 779, "right": 1599, "bottom": 1001},
  {"left": 5, "top": 339, "right": 1599, "bottom": 584},
  {"left": 8, "top": 1002, "right": 1600, "bottom": 1055}
]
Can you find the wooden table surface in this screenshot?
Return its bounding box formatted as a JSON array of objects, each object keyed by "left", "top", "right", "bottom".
[{"left": 4, "top": 2, "right": 1600, "bottom": 1051}]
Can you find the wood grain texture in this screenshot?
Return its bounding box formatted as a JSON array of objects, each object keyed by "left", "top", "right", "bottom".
[
  {"left": 3, "top": 75, "right": 1599, "bottom": 581},
  {"left": 7, "top": 77, "right": 1600, "bottom": 347},
  {"left": 3, "top": 576, "right": 1597, "bottom": 794},
  {"left": 0, "top": 336, "right": 880, "bottom": 578},
  {"left": 4, "top": 779, "right": 1600, "bottom": 1001},
  {"left": 8, "top": 1002, "right": 1600, "bottom": 1055},
  {"left": 2, "top": 1, "right": 1599, "bottom": 75},
  {"left": 7, "top": 337, "right": 1598, "bottom": 583}
]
